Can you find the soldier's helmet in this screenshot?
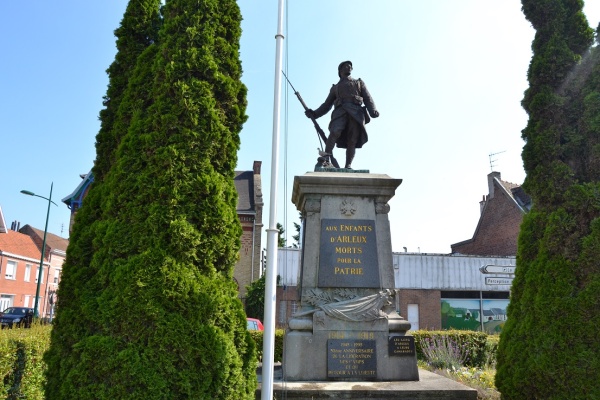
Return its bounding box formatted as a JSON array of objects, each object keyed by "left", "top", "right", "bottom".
[{"left": 338, "top": 61, "right": 353, "bottom": 77}]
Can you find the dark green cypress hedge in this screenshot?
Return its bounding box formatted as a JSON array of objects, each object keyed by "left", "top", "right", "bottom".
[
  {"left": 44, "top": 2, "right": 162, "bottom": 398},
  {"left": 94, "top": 0, "right": 163, "bottom": 182},
  {"left": 45, "top": 0, "right": 255, "bottom": 398},
  {"left": 496, "top": 2, "right": 600, "bottom": 398}
]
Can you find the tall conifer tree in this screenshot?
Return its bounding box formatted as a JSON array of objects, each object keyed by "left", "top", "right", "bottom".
[
  {"left": 496, "top": 1, "right": 600, "bottom": 398},
  {"left": 45, "top": 1, "right": 162, "bottom": 398},
  {"left": 45, "top": 0, "right": 255, "bottom": 398}
]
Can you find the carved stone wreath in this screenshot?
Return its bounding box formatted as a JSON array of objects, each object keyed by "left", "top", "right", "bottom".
[{"left": 339, "top": 199, "right": 356, "bottom": 216}]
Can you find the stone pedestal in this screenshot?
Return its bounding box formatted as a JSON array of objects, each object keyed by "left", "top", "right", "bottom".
[{"left": 283, "top": 172, "right": 418, "bottom": 381}]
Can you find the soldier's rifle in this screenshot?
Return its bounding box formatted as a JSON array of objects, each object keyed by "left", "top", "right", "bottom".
[{"left": 282, "top": 71, "right": 340, "bottom": 168}]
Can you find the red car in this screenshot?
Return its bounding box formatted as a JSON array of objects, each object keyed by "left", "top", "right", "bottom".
[{"left": 246, "top": 318, "right": 264, "bottom": 331}]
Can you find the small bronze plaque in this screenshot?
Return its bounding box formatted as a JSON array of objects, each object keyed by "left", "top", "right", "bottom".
[
  {"left": 388, "top": 336, "right": 416, "bottom": 357},
  {"left": 327, "top": 339, "right": 377, "bottom": 379}
]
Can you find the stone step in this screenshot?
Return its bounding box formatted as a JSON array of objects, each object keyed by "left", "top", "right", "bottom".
[{"left": 256, "top": 367, "right": 477, "bottom": 400}]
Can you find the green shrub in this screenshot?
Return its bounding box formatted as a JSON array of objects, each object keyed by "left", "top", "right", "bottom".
[
  {"left": 0, "top": 324, "right": 51, "bottom": 400},
  {"left": 3, "top": 324, "right": 286, "bottom": 397},
  {"left": 45, "top": 0, "right": 255, "bottom": 398},
  {"left": 496, "top": 1, "right": 600, "bottom": 398},
  {"left": 249, "top": 329, "right": 285, "bottom": 363},
  {"left": 245, "top": 275, "right": 266, "bottom": 320},
  {"left": 484, "top": 335, "right": 499, "bottom": 368}
]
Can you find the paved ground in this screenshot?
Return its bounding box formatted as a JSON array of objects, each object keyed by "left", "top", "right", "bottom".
[{"left": 255, "top": 365, "right": 478, "bottom": 400}]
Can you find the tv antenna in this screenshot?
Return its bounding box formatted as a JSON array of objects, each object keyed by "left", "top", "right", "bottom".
[{"left": 489, "top": 151, "right": 506, "bottom": 171}]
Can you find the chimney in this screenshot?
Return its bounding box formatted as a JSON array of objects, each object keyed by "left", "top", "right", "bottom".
[
  {"left": 480, "top": 195, "right": 487, "bottom": 214},
  {"left": 253, "top": 160, "right": 262, "bottom": 175},
  {"left": 488, "top": 171, "right": 501, "bottom": 199}
]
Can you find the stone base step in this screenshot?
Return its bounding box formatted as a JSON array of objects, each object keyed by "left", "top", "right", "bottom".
[{"left": 256, "top": 368, "right": 477, "bottom": 400}]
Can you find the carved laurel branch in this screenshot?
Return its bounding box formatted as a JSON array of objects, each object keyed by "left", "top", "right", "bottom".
[{"left": 303, "top": 288, "right": 359, "bottom": 307}]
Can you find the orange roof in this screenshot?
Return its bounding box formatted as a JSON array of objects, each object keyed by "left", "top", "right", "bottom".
[
  {"left": 20, "top": 225, "right": 68, "bottom": 253},
  {"left": 0, "top": 230, "right": 44, "bottom": 261}
]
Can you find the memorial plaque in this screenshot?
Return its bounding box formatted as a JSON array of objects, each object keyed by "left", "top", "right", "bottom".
[
  {"left": 327, "top": 339, "right": 377, "bottom": 379},
  {"left": 318, "top": 219, "right": 379, "bottom": 287},
  {"left": 388, "top": 336, "right": 416, "bottom": 357}
]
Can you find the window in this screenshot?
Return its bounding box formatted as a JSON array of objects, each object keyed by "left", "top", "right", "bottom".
[
  {"left": 407, "top": 304, "right": 419, "bottom": 331},
  {"left": 5, "top": 261, "right": 17, "bottom": 280},
  {"left": 24, "top": 264, "right": 31, "bottom": 282},
  {"left": 0, "top": 295, "right": 13, "bottom": 311},
  {"left": 53, "top": 269, "right": 60, "bottom": 284},
  {"left": 24, "top": 295, "right": 30, "bottom": 308},
  {"left": 35, "top": 266, "right": 44, "bottom": 284}
]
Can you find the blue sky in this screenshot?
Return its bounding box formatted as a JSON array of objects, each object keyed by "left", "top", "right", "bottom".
[{"left": 2, "top": 1, "right": 599, "bottom": 253}]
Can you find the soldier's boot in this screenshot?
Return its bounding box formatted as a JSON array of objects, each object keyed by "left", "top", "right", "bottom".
[
  {"left": 324, "top": 134, "right": 337, "bottom": 165},
  {"left": 345, "top": 148, "right": 355, "bottom": 169}
]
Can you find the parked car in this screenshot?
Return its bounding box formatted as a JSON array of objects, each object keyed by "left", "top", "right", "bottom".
[
  {"left": 246, "top": 317, "right": 264, "bottom": 331},
  {"left": 0, "top": 307, "right": 34, "bottom": 329}
]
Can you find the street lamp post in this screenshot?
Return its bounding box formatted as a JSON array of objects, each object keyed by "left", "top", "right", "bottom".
[{"left": 21, "top": 183, "right": 57, "bottom": 318}]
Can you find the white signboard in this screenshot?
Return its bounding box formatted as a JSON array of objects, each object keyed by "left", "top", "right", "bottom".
[
  {"left": 480, "top": 265, "right": 516, "bottom": 274},
  {"left": 485, "top": 277, "right": 514, "bottom": 285}
]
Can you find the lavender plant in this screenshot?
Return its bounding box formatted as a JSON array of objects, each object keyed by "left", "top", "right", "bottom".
[{"left": 421, "top": 336, "right": 469, "bottom": 370}]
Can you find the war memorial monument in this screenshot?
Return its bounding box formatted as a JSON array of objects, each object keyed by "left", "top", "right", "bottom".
[
  {"left": 269, "top": 61, "right": 476, "bottom": 398},
  {"left": 282, "top": 61, "right": 417, "bottom": 381},
  {"left": 284, "top": 171, "right": 419, "bottom": 381}
]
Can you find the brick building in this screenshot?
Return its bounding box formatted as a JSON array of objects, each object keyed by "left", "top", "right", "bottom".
[
  {"left": 451, "top": 171, "right": 531, "bottom": 256},
  {"left": 392, "top": 252, "right": 514, "bottom": 332},
  {"left": 62, "top": 161, "right": 264, "bottom": 300},
  {"left": 0, "top": 208, "right": 64, "bottom": 318},
  {"left": 395, "top": 288, "right": 441, "bottom": 331},
  {"left": 233, "top": 161, "right": 264, "bottom": 298},
  {"left": 392, "top": 171, "right": 528, "bottom": 332},
  {"left": 18, "top": 224, "right": 67, "bottom": 317}
]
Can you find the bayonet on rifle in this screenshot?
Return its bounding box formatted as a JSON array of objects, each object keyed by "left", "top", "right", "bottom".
[{"left": 282, "top": 71, "right": 340, "bottom": 168}]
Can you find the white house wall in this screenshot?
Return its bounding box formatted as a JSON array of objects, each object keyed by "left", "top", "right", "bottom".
[
  {"left": 277, "top": 248, "right": 514, "bottom": 292},
  {"left": 393, "top": 253, "right": 514, "bottom": 291},
  {"left": 277, "top": 248, "right": 302, "bottom": 287}
]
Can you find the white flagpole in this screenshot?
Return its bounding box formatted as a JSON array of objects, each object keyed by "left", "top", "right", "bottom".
[{"left": 261, "top": 0, "right": 285, "bottom": 398}]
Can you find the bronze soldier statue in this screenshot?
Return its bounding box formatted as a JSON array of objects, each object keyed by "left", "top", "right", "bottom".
[{"left": 305, "top": 61, "right": 379, "bottom": 169}]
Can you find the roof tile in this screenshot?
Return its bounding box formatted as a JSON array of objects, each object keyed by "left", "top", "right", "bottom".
[{"left": 0, "top": 230, "right": 43, "bottom": 261}]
